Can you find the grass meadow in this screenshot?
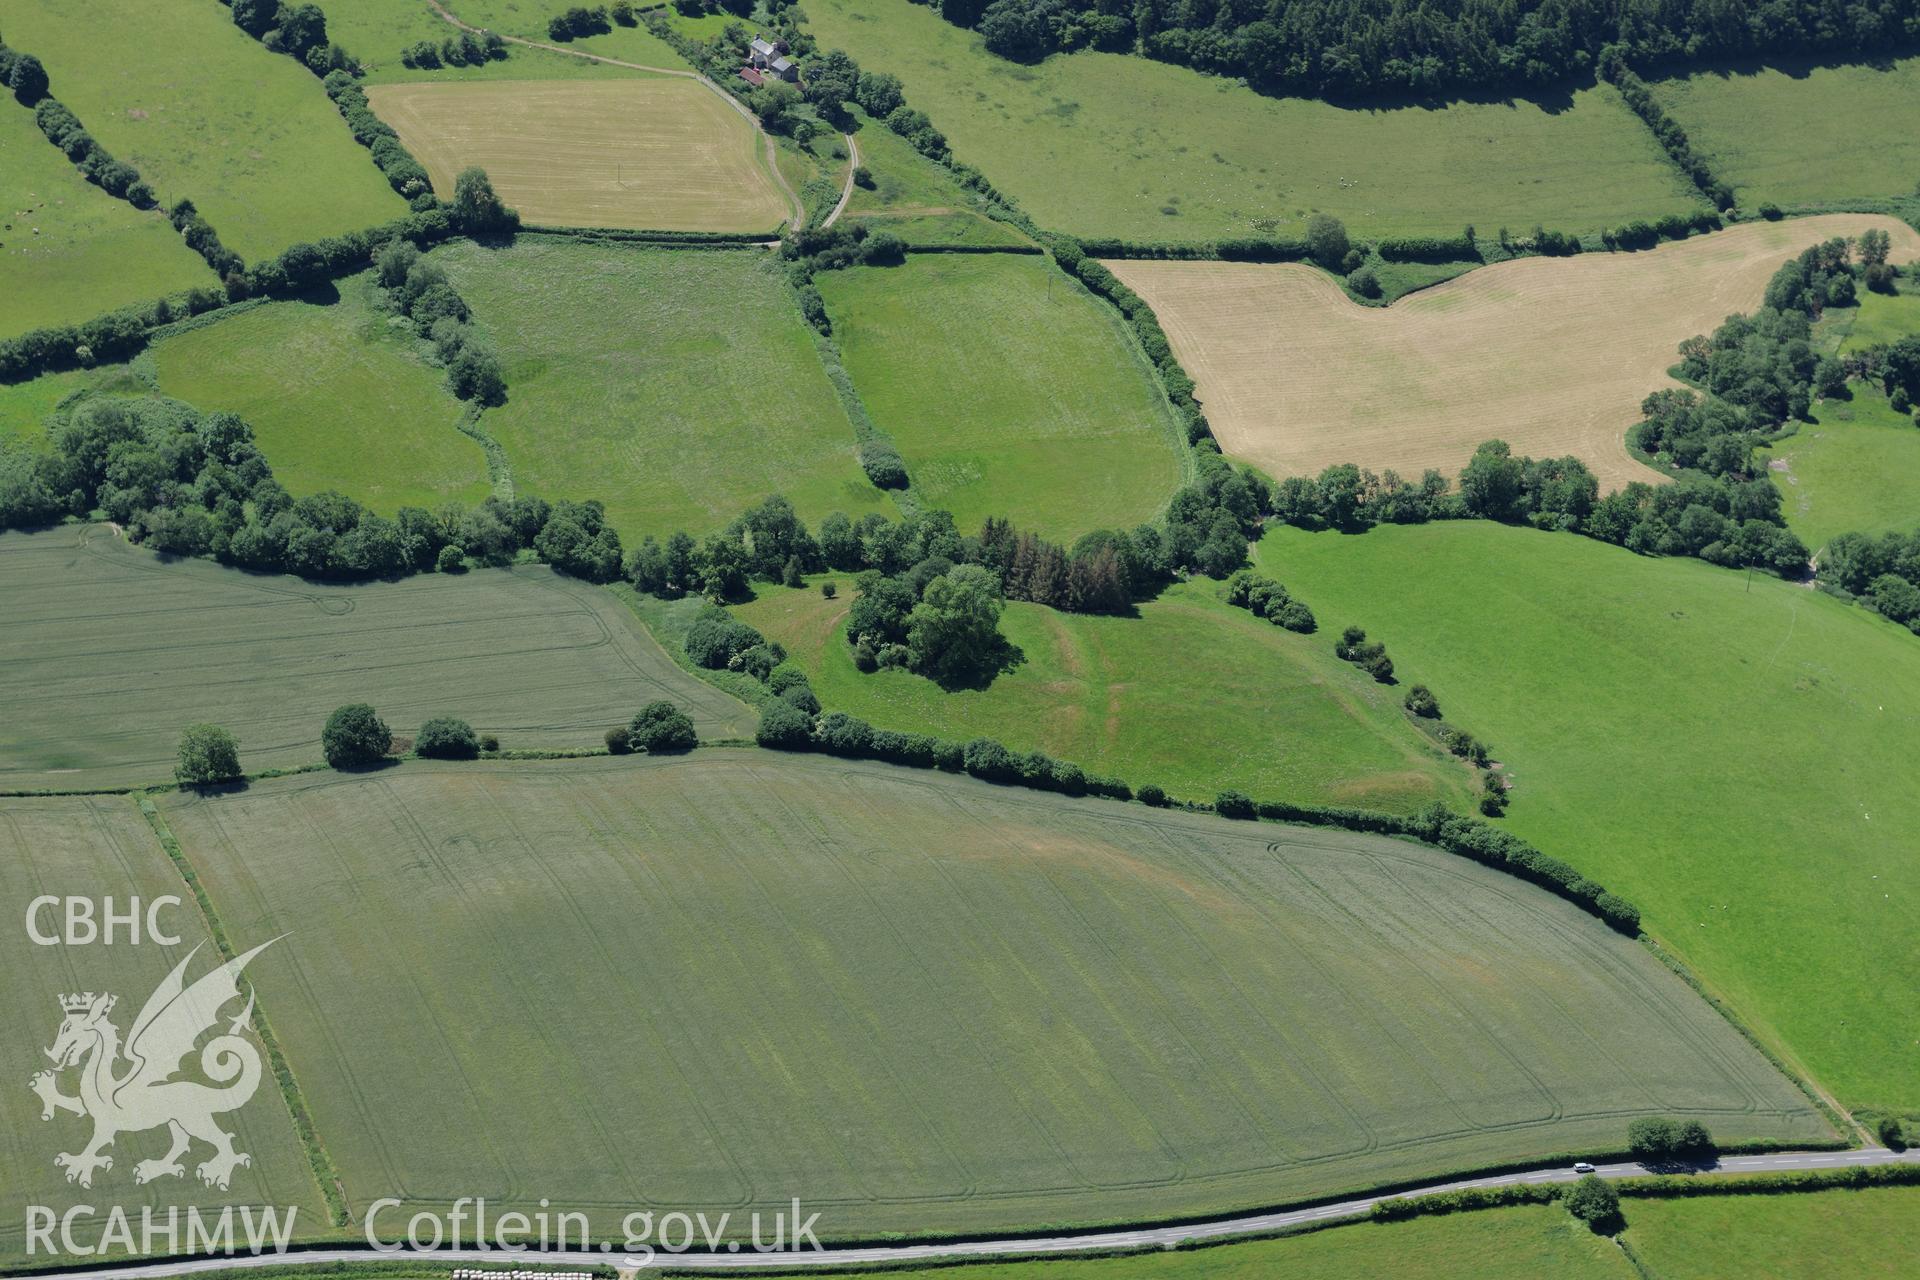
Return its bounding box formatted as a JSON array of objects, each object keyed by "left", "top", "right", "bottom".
[
  {"left": 879, "top": 1208, "right": 1629, "bottom": 1279},
  {"left": 325, "top": 0, "right": 691, "bottom": 82},
  {"left": 1835, "top": 280, "right": 1920, "bottom": 354},
  {"left": 735, "top": 576, "right": 1477, "bottom": 812},
  {"left": 1110, "top": 215, "right": 1920, "bottom": 490},
  {"left": 0, "top": 796, "right": 328, "bottom": 1263},
  {"left": 0, "top": 100, "right": 214, "bottom": 336},
  {"left": 436, "top": 237, "right": 883, "bottom": 537},
  {"left": 147, "top": 277, "right": 492, "bottom": 513},
  {"left": 156, "top": 752, "right": 1820, "bottom": 1240},
  {"left": 0, "top": 0, "right": 407, "bottom": 262},
  {"left": 1762, "top": 388, "right": 1920, "bottom": 548},
  {"left": 0, "top": 364, "right": 146, "bottom": 448},
  {"left": 803, "top": 0, "right": 1700, "bottom": 241},
  {"left": 1623, "top": 1185, "right": 1920, "bottom": 1279},
  {"left": 1650, "top": 57, "right": 1920, "bottom": 208},
  {"left": 816, "top": 254, "right": 1187, "bottom": 538},
  {"left": 1259, "top": 520, "right": 1920, "bottom": 1113},
  {"left": 0, "top": 526, "right": 752, "bottom": 791},
  {"left": 844, "top": 110, "right": 1034, "bottom": 246},
  {"left": 368, "top": 79, "right": 792, "bottom": 232}
]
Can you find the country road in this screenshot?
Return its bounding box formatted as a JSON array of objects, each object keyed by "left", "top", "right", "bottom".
[{"left": 23, "top": 1148, "right": 1916, "bottom": 1278}]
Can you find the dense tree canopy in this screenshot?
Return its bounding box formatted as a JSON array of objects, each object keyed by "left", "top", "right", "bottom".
[{"left": 914, "top": 0, "right": 1920, "bottom": 99}]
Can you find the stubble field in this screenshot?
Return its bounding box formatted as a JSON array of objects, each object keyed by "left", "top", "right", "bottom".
[
  {"left": 0, "top": 526, "right": 752, "bottom": 792},
  {"left": 155, "top": 752, "right": 1823, "bottom": 1241},
  {"left": 1110, "top": 215, "right": 1920, "bottom": 488},
  {"left": 368, "top": 78, "right": 792, "bottom": 232}
]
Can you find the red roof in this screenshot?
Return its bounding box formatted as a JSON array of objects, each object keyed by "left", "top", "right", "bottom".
[{"left": 738, "top": 67, "right": 765, "bottom": 87}]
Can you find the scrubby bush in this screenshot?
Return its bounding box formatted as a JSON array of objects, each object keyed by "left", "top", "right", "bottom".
[
  {"left": 1136, "top": 783, "right": 1168, "bottom": 807},
  {"left": 605, "top": 725, "right": 634, "bottom": 754},
  {"left": 175, "top": 724, "right": 241, "bottom": 786},
  {"left": 322, "top": 703, "right": 392, "bottom": 768},
  {"left": 756, "top": 699, "right": 814, "bottom": 749},
  {"left": 1628, "top": 1117, "right": 1714, "bottom": 1163},
  {"left": 1404, "top": 684, "right": 1440, "bottom": 718},
  {"left": 630, "top": 701, "right": 697, "bottom": 753},
  {"left": 1563, "top": 1175, "right": 1621, "bottom": 1233},
  {"left": 416, "top": 716, "right": 480, "bottom": 759},
  {"left": 1215, "top": 790, "right": 1255, "bottom": 819}
]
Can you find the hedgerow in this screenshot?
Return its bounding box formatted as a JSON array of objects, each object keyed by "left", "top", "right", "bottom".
[
  {"left": 322, "top": 70, "right": 434, "bottom": 202},
  {"left": 749, "top": 701, "right": 1640, "bottom": 934}
]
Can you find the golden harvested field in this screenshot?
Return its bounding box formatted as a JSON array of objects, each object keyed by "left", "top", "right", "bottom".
[
  {"left": 367, "top": 78, "right": 791, "bottom": 232},
  {"left": 1110, "top": 215, "right": 1920, "bottom": 490}
]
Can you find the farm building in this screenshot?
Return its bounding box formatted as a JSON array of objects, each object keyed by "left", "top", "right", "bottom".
[{"left": 746, "top": 34, "right": 798, "bottom": 81}]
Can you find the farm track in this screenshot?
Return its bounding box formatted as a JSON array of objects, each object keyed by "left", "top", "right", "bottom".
[
  {"left": 424, "top": 0, "right": 805, "bottom": 228},
  {"left": 823, "top": 132, "right": 859, "bottom": 229},
  {"left": 30, "top": 1149, "right": 1920, "bottom": 1276}
]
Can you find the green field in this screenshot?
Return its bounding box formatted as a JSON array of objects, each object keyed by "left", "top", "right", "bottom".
[
  {"left": 803, "top": 0, "right": 1701, "bottom": 241},
  {"left": 0, "top": 0, "right": 407, "bottom": 262},
  {"left": 816, "top": 254, "right": 1186, "bottom": 537},
  {"left": 151, "top": 751, "right": 1821, "bottom": 1240},
  {"left": 1258, "top": 521, "right": 1920, "bottom": 1112},
  {"left": 325, "top": 0, "right": 700, "bottom": 84},
  {"left": 736, "top": 576, "right": 1476, "bottom": 812},
  {"left": 0, "top": 364, "right": 144, "bottom": 448},
  {"left": 0, "top": 796, "right": 328, "bottom": 1261},
  {"left": 0, "top": 100, "right": 214, "bottom": 337},
  {"left": 0, "top": 525, "right": 753, "bottom": 792},
  {"left": 1762, "top": 387, "right": 1920, "bottom": 548},
  {"left": 435, "top": 237, "right": 882, "bottom": 537},
  {"left": 148, "top": 278, "right": 492, "bottom": 513},
  {"left": 844, "top": 111, "right": 1034, "bottom": 246},
  {"left": 1625, "top": 1186, "right": 1920, "bottom": 1279},
  {"left": 1650, "top": 58, "right": 1920, "bottom": 208},
  {"left": 855, "top": 1207, "right": 1631, "bottom": 1279},
  {"left": 1836, "top": 282, "right": 1920, "bottom": 355}
]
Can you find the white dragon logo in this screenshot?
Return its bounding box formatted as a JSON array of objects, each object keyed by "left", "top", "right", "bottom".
[{"left": 28, "top": 939, "right": 276, "bottom": 1191}]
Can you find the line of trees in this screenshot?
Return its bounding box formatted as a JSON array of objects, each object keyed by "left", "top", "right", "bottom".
[
  {"left": 218, "top": 0, "right": 359, "bottom": 76},
  {"left": 369, "top": 228, "right": 507, "bottom": 405},
  {"left": 2, "top": 33, "right": 251, "bottom": 283},
  {"left": 0, "top": 393, "right": 627, "bottom": 584},
  {"left": 401, "top": 28, "right": 509, "bottom": 68},
  {"left": 321, "top": 71, "right": 436, "bottom": 204},
  {"left": 1603, "top": 59, "right": 1732, "bottom": 209},
  {"left": 914, "top": 0, "right": 1920, "bottom": 101}
]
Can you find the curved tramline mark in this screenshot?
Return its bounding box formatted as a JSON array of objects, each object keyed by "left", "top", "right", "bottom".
[{"left": 424, "top": 0, "right": 824, "bottom": 232}]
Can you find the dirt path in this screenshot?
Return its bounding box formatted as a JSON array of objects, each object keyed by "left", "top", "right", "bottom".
[
  {"left": 424, "top": 0, "right": 805, "bottom": 229},
  {"left": 821, "top": 131, "right": 859, "bottom": 229}
]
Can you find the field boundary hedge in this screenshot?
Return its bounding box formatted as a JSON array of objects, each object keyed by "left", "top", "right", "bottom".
[
  {"left": 1617, "top": 1162, "right": 1920, "bottom": 1198},
  {"left": 0, "top": 37, "right": 242, "bottom": 285},
  {"left": 750, "top": 710, "right": 1642, "bottom": 934},
  {"left": 517, "top": 224, "right": 785, "bottom": 245},
  {"left": 133, "top": 795, "right": 349, "bottom": 1227},
  {"left": 901, "top": 242, "right": 1045, "bottom": 256},
  {"left": 0, "top": 210, "right": 455, "bottom": 381},
  {"left": 1602, "top": 57, "right": 1734, "bottom": 211},
  {"left": 1641, "top": 939, "right": 1859, "bottom": 1141}
]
